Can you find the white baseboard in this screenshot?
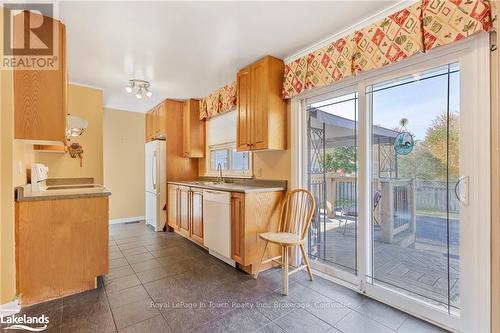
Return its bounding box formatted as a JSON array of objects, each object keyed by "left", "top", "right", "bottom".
[
  {"left": 0, "top": 299, "right": 20, "bottom": 316},
  {"left": 109, "top": 216, "right": 145, "bottom": 225}
]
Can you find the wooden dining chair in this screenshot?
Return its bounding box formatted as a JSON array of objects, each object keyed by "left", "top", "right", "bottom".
[{"left": 254, "top": 189, "right": 316, "bottom": 295}]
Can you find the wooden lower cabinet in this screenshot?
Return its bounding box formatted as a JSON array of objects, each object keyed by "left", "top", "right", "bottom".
[
  {"left": 178, "top": 186, "right": 191, "bottom": 237},
  {"left": 231, "top": 191, "right": 284, "bottom": 274},
  {"left": 231, "top": 193, "right": 246, "bottom": 264},
  {"left": 167, "top": 184, "right": 204, "bottom": 245},
  {"left": 16, "top": 196, "right": 109, "bottom": 305},
  {"left": 167, "top": 184, "right": 284, "bottom": 275},
  {"left": 167, "top": 184, "right": 178, "bottom": 229},
  {"left": 190, "top": 188, "right": 204, "bottom": 244}
]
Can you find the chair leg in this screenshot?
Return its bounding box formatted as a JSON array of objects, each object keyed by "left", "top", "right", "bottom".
[
  {"left": 373, "top": 216, "right": 381, "bottom": 230},
  {"left": 282, "top": 246, "right": 289, "bottom": 296},
  {"left": 299, "top": 244, "right": 314, "bottom": 281},
  {"left": 254, "top": 241, "right": 268, "bottom": 280}
]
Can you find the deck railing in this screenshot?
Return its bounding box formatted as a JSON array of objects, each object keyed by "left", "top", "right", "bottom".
[{"left": 310, "top": 173, "right": 417, "bottom": 244}]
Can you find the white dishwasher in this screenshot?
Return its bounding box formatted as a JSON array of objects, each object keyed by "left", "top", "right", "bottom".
[{"left": 203, "top": 189, "right": 235, "bottom": 266}]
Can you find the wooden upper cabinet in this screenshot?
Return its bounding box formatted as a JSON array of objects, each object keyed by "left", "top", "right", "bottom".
[
  {"left": 236, "top": 56, "right": 286, "bottom": 152},
  {"left": 182, "top": 99, "right": 205, "bottom": 158},
  {"left": 14, "top": 12, "right": 67, "bottom": 143},
  {"left": 190, "top": 188, "right": 204, "bottom": 244},
  {"left": 157, "top": 103, "right": 166, "bottom": 137},
  {"left": 145, "top": 103, "right": 166, "bottom": 142},
  {"left": 145, "top": 111, "right": 153, "bottom": 142},
  {"left": 237, "top": 67, "right": 251, "bottom": 151}
]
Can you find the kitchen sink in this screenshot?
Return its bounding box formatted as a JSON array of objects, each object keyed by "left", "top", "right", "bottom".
[
  {"left": 191, "top": 181, "right": 222, "bottom": 186},
  {"left": 46, "top": 184, "right": 103, "bottom": 190}
]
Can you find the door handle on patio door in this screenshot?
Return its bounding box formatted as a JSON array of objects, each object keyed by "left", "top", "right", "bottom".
[{"left": 454, "top": 176, "right": 469, "bottom": 206}]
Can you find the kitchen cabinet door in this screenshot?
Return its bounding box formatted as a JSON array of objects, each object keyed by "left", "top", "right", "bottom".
[
  {"left": 231, "top": 193, "right": 246, "bottom": 264},
  {"left": 152, "top": 106, "right": 160, "bottom": 137},
  {"left": 182, "top": 99, "right": 205, "bottom": 158},
  {"left": 190, "top": 188, "right": 203, "bottom": 244},
  {"left": 145, "top": 111, "right": 153, "bottom": 142},
  {"left": 157, "top": 103, "right": 166, "bottom": 137},
  {"left": 236, "top": 56, "right": 286, "bottom": 152},
  {"left": 178, "top": 186, "right": 190, "bottom": 237},
  {"left": 250, "top": 58, "right": 269, "bottom": 150},
  {"left": 167, "top": 184, "right": 179, "bottom": 229},
  {"left": 14, "top": 14, "right": 67, "bottom": 143},
  {"left": 236, "top": 67, "right": 251, "bottom": 151}
]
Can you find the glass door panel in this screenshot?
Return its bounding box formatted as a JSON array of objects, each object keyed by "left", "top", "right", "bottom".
[
  {"left": 307, "top": 92, "right": 358, "bottom": 276},
  {"left": 368, "top": 64, "right": 461, "bottom": 312}
]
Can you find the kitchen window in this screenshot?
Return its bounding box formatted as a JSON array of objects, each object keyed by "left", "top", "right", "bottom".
[
  {"left": 208, "top": 143, "right": 251, "bottom": 176},
  {"left": 205, "top": 110, "right": 253, "bottom": 177}
]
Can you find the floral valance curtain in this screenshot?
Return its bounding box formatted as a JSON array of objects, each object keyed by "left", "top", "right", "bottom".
[
  {"left": 283, "top": 0, "right": 493, "bottom": 99},
  {"left": 199, "top": 81, "right": 237, "bottom": 120}
]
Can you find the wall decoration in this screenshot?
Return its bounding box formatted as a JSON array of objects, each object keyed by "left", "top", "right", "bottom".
[
  {"left": 394, "top": 118, "right": 414, "bottom": 155},
  {"left": 68, "top": 143, "right": 84, "bottom": 167}
]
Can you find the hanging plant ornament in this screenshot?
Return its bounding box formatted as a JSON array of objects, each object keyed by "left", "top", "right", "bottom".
[
  {"left": 394, "top": 118, "right": 414, "bottom": 155},
  {"left": 68, "top": 142, "right": 84, "bottom": 167}
]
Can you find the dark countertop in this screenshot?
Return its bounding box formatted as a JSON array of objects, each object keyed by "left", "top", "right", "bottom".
[
  {"left": 16, "top": 184, "right": 111, "bottom": 202},
  {"left": 167, "top": 179, "right": 286, "bottom": 193}
]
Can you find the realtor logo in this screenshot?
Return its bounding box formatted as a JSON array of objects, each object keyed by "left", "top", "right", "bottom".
[
  {"left": 1, "top": 314, "right": 49, "bottom": 332},
  {"left": 2, "top": 3, "right": 59, "bottom": 70}
]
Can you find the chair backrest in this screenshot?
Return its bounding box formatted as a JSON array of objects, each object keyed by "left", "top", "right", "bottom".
[{"left": 277, "top": 189, "right": 316, "bottom": 240}]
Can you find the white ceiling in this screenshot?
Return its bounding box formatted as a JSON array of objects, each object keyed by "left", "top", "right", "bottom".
[{"left": 59, "top": 1, "right": 398, "bottom": 113}]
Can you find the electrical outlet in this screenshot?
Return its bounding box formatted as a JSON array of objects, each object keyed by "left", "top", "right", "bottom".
[
  {"left": 257, "top": 168, "right": 262, "bottom": 177},
  {"left": 18, "top": 160, "right": 23, "bottom": 175}
]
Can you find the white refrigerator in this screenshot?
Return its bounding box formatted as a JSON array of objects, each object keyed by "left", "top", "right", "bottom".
[{"left": 145, "top": 140, "right": 166, "bottom": 231}]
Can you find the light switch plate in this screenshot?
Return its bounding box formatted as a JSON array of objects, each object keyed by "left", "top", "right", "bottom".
[{"left": 17, "top": 160, "right": 23, "bottom": 175}]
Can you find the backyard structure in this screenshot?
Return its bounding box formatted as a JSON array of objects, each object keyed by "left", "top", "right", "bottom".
[{"left": 307, "top": 107, "right": 460, "bottom": 309}]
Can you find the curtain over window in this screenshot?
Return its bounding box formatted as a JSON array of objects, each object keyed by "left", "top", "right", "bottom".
[
  {"left": 282, "top": 0, "right": 493, "bottom": 99},
  {"left": 199, "top": 81, "right": 237, "bottom": 120}
]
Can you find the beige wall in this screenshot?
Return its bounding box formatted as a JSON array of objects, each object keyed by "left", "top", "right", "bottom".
[
  {"left": 0, "top": 5, "right": 17, "bottom": 304},
  {"left": 103, "top": 108, "right": 145, "bottom": 221},
  {"left": 34, "top": 84, "right": 103, "bottom": 184}
]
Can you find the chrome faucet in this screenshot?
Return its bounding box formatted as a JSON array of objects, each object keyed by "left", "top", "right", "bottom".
[{"left": 217, "top": 163, "right": 224, "bottom": 183}]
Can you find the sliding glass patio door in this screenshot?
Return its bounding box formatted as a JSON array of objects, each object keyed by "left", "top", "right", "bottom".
[
  {"left": 307, "top": 91, "right": 359, "bottom": 280},
  {"left": 303, "top": 36, "right": 490, "bottom": 331},
  {"left": 367, "top": 64, "right": 461, "bottom": 312}
]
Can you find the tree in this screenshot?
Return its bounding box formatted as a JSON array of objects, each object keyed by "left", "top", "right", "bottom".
[
  {"left": 397, "top": 141, "right": 447, "bottom": 180},
  {"left": 425, "top": 112, "right": 459, "bottom": 178},
  {"left": 324, "top": 146, "right": 357, "bottom": 175},
  {"left": 396, "top": 111, "right": 459, "bottom": 180}
]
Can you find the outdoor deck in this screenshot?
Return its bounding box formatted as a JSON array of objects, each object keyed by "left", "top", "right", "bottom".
[{"left": 310, "top": 214, "right": 460, "bottom": 309}]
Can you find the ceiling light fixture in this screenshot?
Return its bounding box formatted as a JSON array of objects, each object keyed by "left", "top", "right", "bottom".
[{"left": 126, "top": 79, "right": 152, "bottom": 99}]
